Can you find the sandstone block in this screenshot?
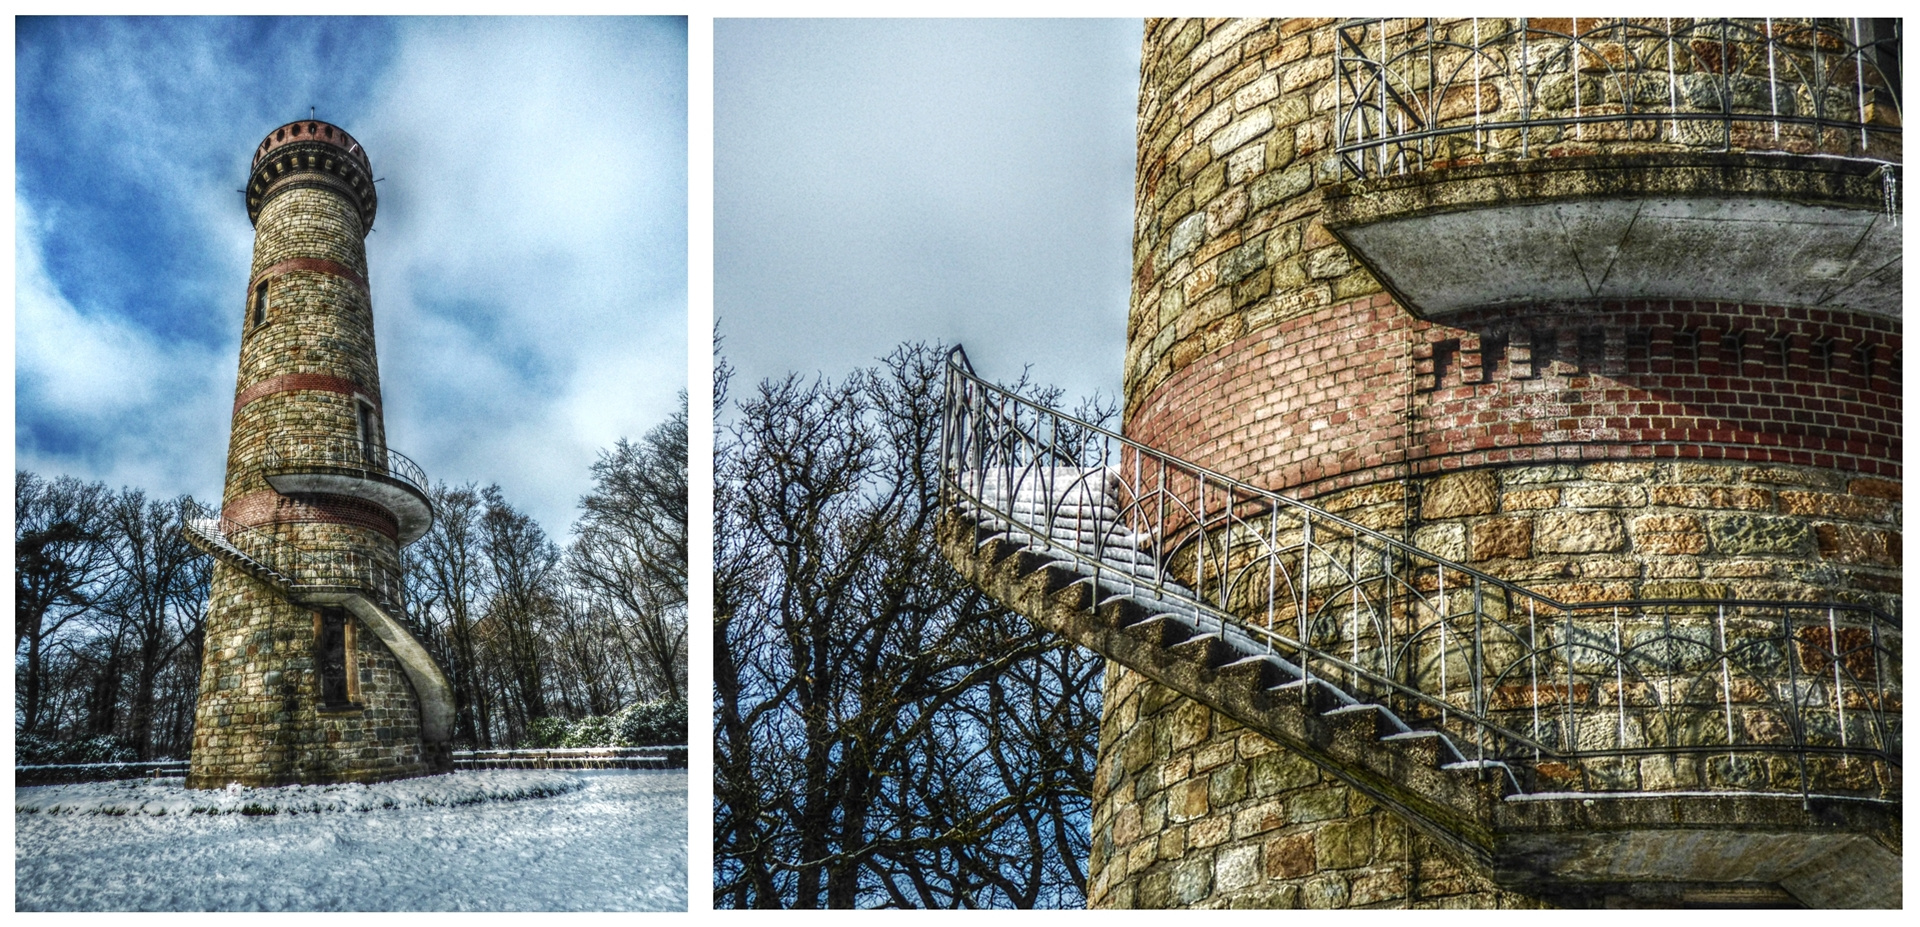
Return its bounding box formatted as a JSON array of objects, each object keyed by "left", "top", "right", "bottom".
[
  {"left": 1422, "top": 470, "right": 1498, "bottom": 518},
  {"left": 1709, "top": 515, "right": 1813, "bottom": 555},
  {"left": 1189, "top": 815, "right": 1231, "bottom": 849},
  {"left": 1314, "top": 818, "right": 1374, "bottom": 869},
  {"left": 1412, "top": 523, "right": 1467, "bottom": 561},
  {"left": 1534, "top": 511, "right": 1625, "bottom": 553},
  {"left": 1582, "top": 461, "right": 1656, "bottom": 482},
  {"left": 1648, "top": 485, "right": 1773, "bottom": 510},
  {"left": 1469, "top": 517, "right": 1532, "bottom": 561},
  {"left": 1170, "top": 778, "right": 1212, "bottom": 822},
  {"left": 1264, "top": 831, "right": 1315, "bottom": 880},
  {"left": 1210, "top": 763, "right": 1249, "bottom": 806},
  {"left": 1778, "top": 490, "right": 1893, "bottom": 523},
  {"left": 1216, "top": 844, "right": 1263, "bottom": 891},
  {"left": 1564, "top": 484, "right": 1647, "bottom": 507},
  {"left": 1301, "top": 873, "right": 1351, "bottom": 909},
  {"left": 1815, "top": 523, "right": 1900, "bottom": 566},
  {"left": 1502, "top": 488, "right": 1559, "bottom": 511},
  {"left": 1173, "top": 853, "right": 1215, "bottom": 904},
  {"left": 1630, "top": 513, "right": 1707, "bottom": 555}
]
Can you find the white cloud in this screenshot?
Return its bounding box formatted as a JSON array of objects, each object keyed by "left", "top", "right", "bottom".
[
  {"left": 14, "top": 201, "right": 232, "bottom": 498},
  {"left": 360, "top": 17, "right": 687, "bottom": 535}
]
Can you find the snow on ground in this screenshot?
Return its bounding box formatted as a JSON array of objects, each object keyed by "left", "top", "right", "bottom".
[
  {"left": 18, "top": 770, "right": 583, "bottom": 815},
  {"left": 16, "top": 769, "right": 686, "bottom": 911}
]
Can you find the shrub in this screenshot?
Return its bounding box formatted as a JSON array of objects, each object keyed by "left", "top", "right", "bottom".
[
  {"left": 524, "top": 717, "right": 571, "bottom": 749},
  {"left": 562, "top": 715, "right": 620, "bottom": 748},
  {"left": 617, "top": 698, "right": 687, "bottom": 746}
]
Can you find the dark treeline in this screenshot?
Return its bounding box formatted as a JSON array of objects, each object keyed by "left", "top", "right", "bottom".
[
  {"left": 15, "top": 396, "right": 688, "bottom": 761},
  {"left": 15, "top": 474, "right": 210, "bottom": 761},
  {"left": 713, "top": 343, "right": 1106, "bottom": 909}
]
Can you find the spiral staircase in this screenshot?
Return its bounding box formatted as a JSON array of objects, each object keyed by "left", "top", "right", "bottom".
[{"left": 936, "top": 347, "right": 1900, "bottom": 907}]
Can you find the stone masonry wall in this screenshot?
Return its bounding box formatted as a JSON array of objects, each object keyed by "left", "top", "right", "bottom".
[
  {"left": 1088, "top": 665, "right": 1547, "bottom": 909},
  {"left": 1103, "top": 18, "right": 1903, "bottom": 908},
  {"left": 188, "top": 560, "right": 426, "bottom": 787},
  {"left": 1314, "top": 459, "right": 1901, "bottom": 615}
]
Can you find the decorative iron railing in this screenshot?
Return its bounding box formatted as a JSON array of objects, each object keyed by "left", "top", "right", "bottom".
[
  {"left": 179, "top": 499, "right": 431, "bottom": 648},
  {"left": 1335, "top": 17, "right": 1902, "bottom": 179},
  {"left": 941, "top": 347, "right": 1900, "bottom": 798},
  {"left": 263, "top": 432, "right": 431, "bottom": 499}
]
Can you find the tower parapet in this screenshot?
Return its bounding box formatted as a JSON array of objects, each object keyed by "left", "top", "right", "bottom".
[{"left": 246, "top": 119, "right": 377, "bottom": 228}]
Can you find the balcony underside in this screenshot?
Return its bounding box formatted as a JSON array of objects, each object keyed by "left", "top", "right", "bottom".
[
  {"left": 1323, "top": 153, "right": 1901, "bottom": 319},
  {"left": 264, "top": 467, "right": 433, "bottom": 544}
]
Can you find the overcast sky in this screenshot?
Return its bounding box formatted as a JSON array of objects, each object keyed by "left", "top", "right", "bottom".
[
  {"left": 715, "top": 18, "right": 1140, "bottom": 409},
  {"left": 15, "top": 16, "right": 688, "bottom": 539}
]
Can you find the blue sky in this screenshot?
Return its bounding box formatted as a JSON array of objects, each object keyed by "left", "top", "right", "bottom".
[
  {"left": 15, "top": 16, "right": 688, "bottom": 537},
  {"left": 715, "top": 18, "right": 1140, "bottom": 407}
]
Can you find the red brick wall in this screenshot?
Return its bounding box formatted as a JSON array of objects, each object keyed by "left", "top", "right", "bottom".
[{"left": 1126, "top": 294, "right": 1901, "bottom": 501}]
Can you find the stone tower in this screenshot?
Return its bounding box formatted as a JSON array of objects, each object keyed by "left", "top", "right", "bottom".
[
  {"left": 1095, "top": 18, "right": 1901, "bottom": 908},
  {"left": 937, "top": 16, "right": 1899, "bottom": 910},
  {"left": 183, "top": 119, "right": 454, "bottom": 788}
]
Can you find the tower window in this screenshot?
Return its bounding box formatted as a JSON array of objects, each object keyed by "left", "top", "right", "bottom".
[
  {"left": 316, "top": 609, "right": 356, "bottom": 709},
  {"left": 355, "top": 400, "right": 384, "bottom": 468},
  {"left": 252, "top": 282, "right": 270, "bottom": 328}
]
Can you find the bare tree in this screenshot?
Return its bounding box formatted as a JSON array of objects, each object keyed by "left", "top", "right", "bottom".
[
  {"left": 409, "top": 483, "right": 496, "bottom": 747},
  {"left": 714, "top": 343, "right": 1102, "bottom": 909},
  {"left": 15, "top": 472, "right": 114, "bottom": 735},
  {"left": 569, "top": 393, "right": 688, "bottom": 702},
  {"left": 95, "top": 490, "right": 211, "bottom": 759},
  {"left": 479, "top": 485, "right": 562, "bottom": 732}
]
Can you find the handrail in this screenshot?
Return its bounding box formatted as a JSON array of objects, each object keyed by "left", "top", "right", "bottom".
[
  {"left": 1334, "top": 18, "right": 1902, "bottom": 179},
  {"left": 263, "top": 431, "right": 431, "bottom": 499},
  {"left": 941, "top": 345, "right": 1900, "bottom": 798},
  {"left": 178, "top": 499, "right": 435, "bottom": 650}
]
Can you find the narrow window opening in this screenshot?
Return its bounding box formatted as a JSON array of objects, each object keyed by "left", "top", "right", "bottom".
[
  {"left": 317, "top": 609, "right": 354, "bottom": 709},
  {"left": 1577, "top": 329, "right": 1606, "bottom": 374},
  {"left": 1853, "top": 342, "right": 1878, "bottom": 382},
  {"left": 1480, "top": 335, "right": 1509, "bottom": 381},
  {"left": 252, "top": 282, "right": 269, "bottom": 328},
  {"left": 1624, "top": 329, "right": 1650, "bottom": 374},
  {"left": 1767, "top": 332, "right": 1792, "bottom": 374},
  {"left": 355, "top": 400, "right": 384, "bottom": 469}
]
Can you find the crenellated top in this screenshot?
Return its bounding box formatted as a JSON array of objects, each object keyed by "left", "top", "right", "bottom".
[{"left": 245, "top": 119, "right": 378, "bottom": 229}]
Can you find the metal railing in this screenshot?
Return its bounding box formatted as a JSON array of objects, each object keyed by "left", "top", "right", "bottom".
[
  {"left": 263, "top": 432, "right": 431, "bottom": 499},
  {"left": 179, "top": 499, "right": 432, "bottom": 648},
  {"left": 941, "top": 347, "right": 1900, "bottom": 798},
  {"left": 1335, "top": 18, "right": 1902, "bottom": 178}
]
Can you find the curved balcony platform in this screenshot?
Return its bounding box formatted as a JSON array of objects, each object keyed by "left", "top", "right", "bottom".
[
  {"left": 262, "top": 434, "right": 434, "bottom": 544},
  {"left": 1323, "top": 152, "right": 1900, "bottom": 319}
]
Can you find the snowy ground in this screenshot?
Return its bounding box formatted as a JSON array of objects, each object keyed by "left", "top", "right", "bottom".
[{"left": 16, "top": 769, "right": 686, "bottom": 911}]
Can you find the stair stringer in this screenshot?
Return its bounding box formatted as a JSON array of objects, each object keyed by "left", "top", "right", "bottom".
[{"left": 937, "top": 512, "right": 1507, "bottom": 875}]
